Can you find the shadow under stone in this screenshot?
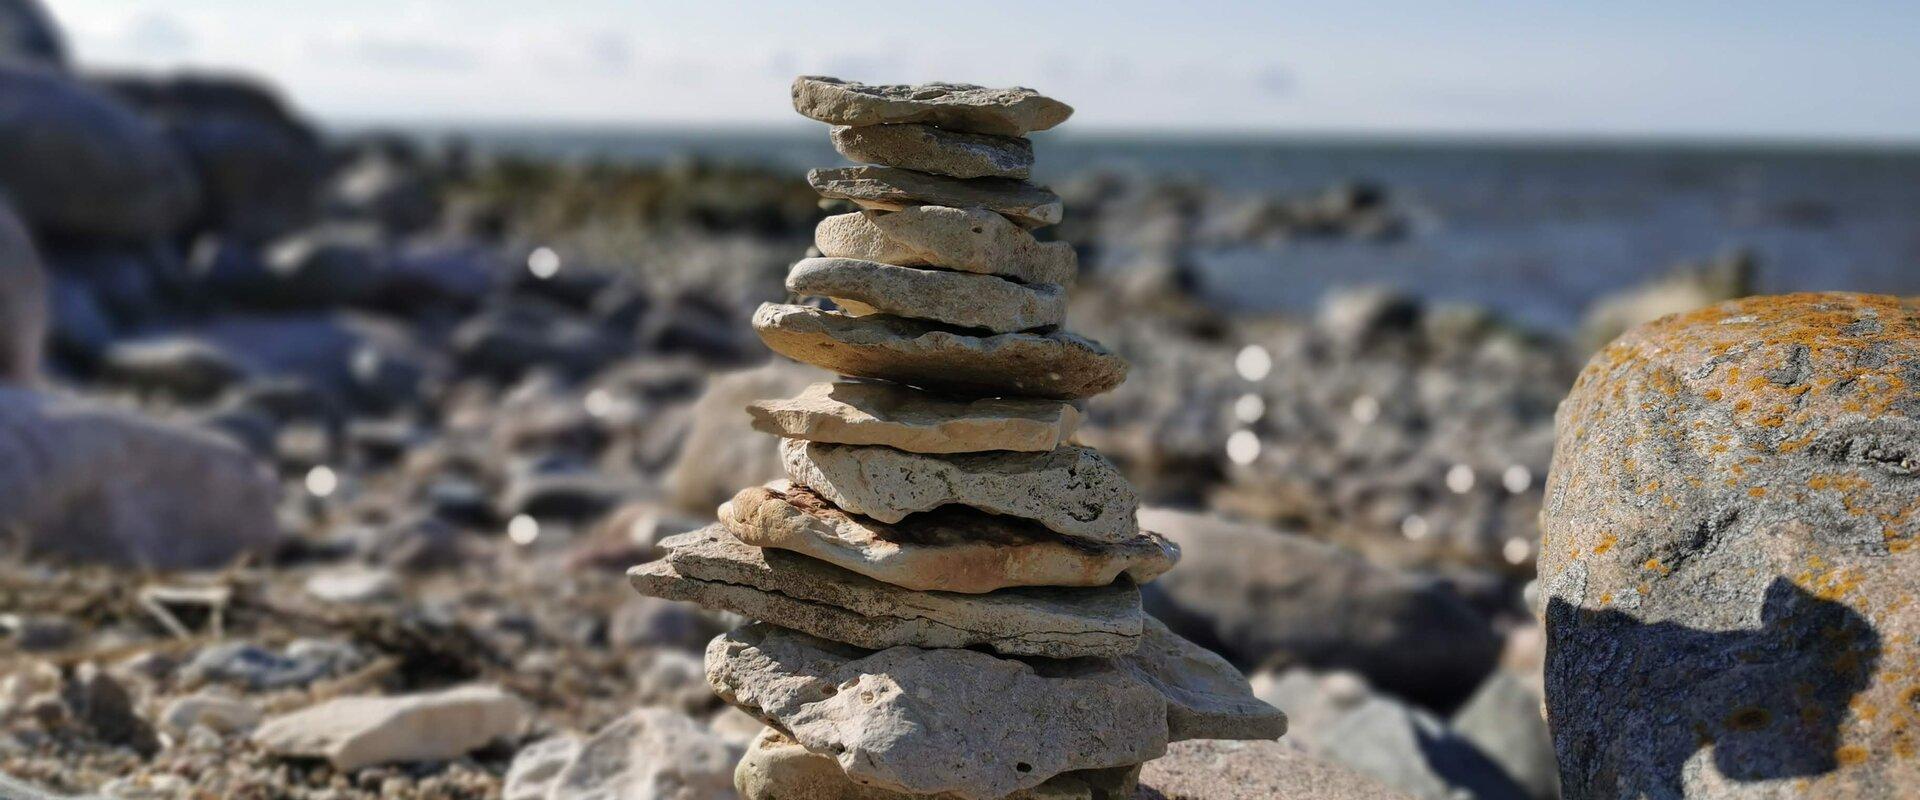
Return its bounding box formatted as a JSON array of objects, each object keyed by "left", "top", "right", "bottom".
[{"left": 1546, "top": 577, "right": 1880, "bottom": 799}]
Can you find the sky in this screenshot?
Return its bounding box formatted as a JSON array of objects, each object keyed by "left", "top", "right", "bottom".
[{"left": 46, "top": 0, "right": 1920, "bottom": 141}]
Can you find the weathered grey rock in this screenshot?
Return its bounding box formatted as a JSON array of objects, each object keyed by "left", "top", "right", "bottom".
[
  {"left": 735, "top": 727, "right": 1139, "bottom": 800},
  {"left": 631, "top": 524, "right": 1142, "bottom": 658},
  {"left": 0, "top": 0, "right": 66, "bottom": 68},
  {"left": 748, "top": 381, "right": 1082, "bottom": 454},
  {"left": 793, "top": 76, "right": 1072, "bottom": 137},
  {"left": 1139, "top": 739, "right": 1415, "bottom": 800},
  {"left": 809, "top": 167, "right": 1061, "bottom": 229},
  {"left": 753, "top": 304, "right": 1126, "bottom": 401},
  {"left": 1541, "top": 293, "right": 1920, "bottom": 798},
  {"left": 1138, "top": 507, "right": 1499, "bottom": 709},
  {"left": 666, "top": 360, "right": 815, "bottom": 513},
  {"left": 0, "top": 65, "right": 199, "bottom": 238},
  {"left": 101, "top": 336, "right": 247, "bottom": 401},
  {"left": 815, "top": 207, "right": 1076, "bottom": 286},
  {"left": 782, "top": 439, "right": 1139, "bottom": 543},
  {"left": 720, "top": 484, "right": 1176, "bottom": 593},
  {"left": 787, "top": 257, "right": 1064, "bottom": 333},
  {"left": 159, "top": 691, "right": 261, "bottom": 737},
  {"left": 1315, "top": 696, "right": 1526, "bottom": 800},
  {"left": 504, "top": 708, "right": 740, "bottom": 800},
  {"left": 1452, "top": 670, "right": 1558, "bottom": 800},
  {"left": 706, "top": 624, "right": 1165, "bottom": 799},
  {"left": 830, "top": 124, "right": 1033, "bottom": 179},
  {"left": 1247, "top": 667, "right": 1374, "bottom": 747},
  {"left": 1121, "top": 617, "right": 1286, "bottom": 742},
  {"left": 0, "top": 387, "right": 285, "bottom": 568},
  {"left": 251, "top": 684, "right": 529, "bottom": 771},
  {"left": 0, "top": 200, "right": 45, "bottom": 383}
]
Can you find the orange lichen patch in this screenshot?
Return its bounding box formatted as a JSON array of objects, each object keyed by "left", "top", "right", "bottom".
[
  {"left": 1749, "top": 487, "right": 1769, "bottom": 498},
  {"left": 1838, "top": 746, "right": 1870, "bottom": 766},
  {"left": 1643, "top": 558, "right": 1671, "bottom": 574},
  {"left": 1592, "top": 534, "right": 1617, "bottom": 555}
]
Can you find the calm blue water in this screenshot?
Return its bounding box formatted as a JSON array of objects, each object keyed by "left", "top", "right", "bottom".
[{"left": 428, "top": 126, "right": 1920, "bottom": 331}]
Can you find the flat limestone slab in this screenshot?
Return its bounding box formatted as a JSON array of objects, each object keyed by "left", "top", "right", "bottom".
[
  {"left": 752, "top": 304, "right": 1127, "bottom": 401},
  {"left": 781, "top": 439, "right": 1141, "bottom": 544},
  {"left": 747, "top": 381, "right": 1082, "bottom": 454},
  {"left": 707, "top": 623, "right": 1165, "bottom": 800},
  {"left": 252, "top": 685, "right": 530, "bottom": 771},
  {"left": 830, "top": 124, "right": 1033, "bottom": 179},
  {"left": 809, "top": 167, "right": 1062, "bottom": 229},
  {"left": 719, "top": 484, "right": 1178, "bottom": 593},
  {"left": 786, "top": 257, "right": 1064, "bottom": 333},
  {"left": 815, "top": 207, "right": 1077, "bottom": 286},
  {"left": 629, "top": 524, "right": 1142, "bottom": 658},
  {"left": 735, "top": 727, "right": 1140, "bottom": 800},
  {"left": 793, "top": 76, "right": 1072, "bottom": 137}
]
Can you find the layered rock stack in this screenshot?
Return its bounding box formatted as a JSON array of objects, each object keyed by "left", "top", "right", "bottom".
[{"left": 629, "top": 76, "right": 1285, "bottom": 799}]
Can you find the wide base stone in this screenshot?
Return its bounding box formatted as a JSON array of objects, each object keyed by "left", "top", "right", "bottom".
[
  {"left": 630, "top": 524, "right": 1143, "bottom": 658},
  {"left": 752, "top": 304, "right": 1126, "bottom": 401},
  {"left": 720, "top": 484, "right": 1177, "bottom": 593},
  {"left": 705, "top": 621, "right": 1283, "bottom": 800},
  {"left": 737, "top": 727, "right": 1139, "bottom": 800}
]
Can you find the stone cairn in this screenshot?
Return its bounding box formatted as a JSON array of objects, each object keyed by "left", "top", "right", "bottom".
[{"left": 628, "top": 76, "right": 1286, "bottom": 799}]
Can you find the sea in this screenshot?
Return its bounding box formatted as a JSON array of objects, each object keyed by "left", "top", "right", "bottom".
[{"left": 430, "top": 126, "right": 1920, "bottom": 333}]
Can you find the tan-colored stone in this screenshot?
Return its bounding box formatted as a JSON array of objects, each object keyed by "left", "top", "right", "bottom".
[
  {"left": 752, "top": 304, "right": 1126, "bottom": 401},
  {"left": 748, "top": 381, "right": 1081, "bottom": 454},
  {"left": 793, "top": 76, "right": 1072, "bottom": 137},
  {"left": 809, "top": 167, "right": 1061, "bottom": 229},
  {"left": 735, "top": 727, "right": 1140, "bottom": 800},
  {"left": 720, "top": 484, "right": 1177, "bottom": 593},
  {"left": 629, "top": 524, "right": 1143, "bottom": 658},
  {"left": 815, "top": 207, "right": 1076, "bottom": 286},
  {"left": 1139, "top": 739, "right": 1414, "bottom": 800},
  {"left": 707, "top": 624, "right": 1163, "bottom": 800},
  {"left": 251, "top": 685, "right": 529, "bottom": 771},
  {"left": 830, "top": 124, "right": 1033, "bottom": 179},
  {"left": 787, "top": 257, "right": 1064, "bottom": 334},
  {"left": 781, "top": 439, "right": 1140, "bottom": 544}
]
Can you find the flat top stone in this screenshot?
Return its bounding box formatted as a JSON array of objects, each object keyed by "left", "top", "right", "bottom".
[
  {"left": 752, "top": 304, "right": 1127, "bottom": 401},
  {"left": 706, "top": 623, "right": 1164, "bottom": 800},
  {"left": 793, "top": 76, "right": 1072, "bottom": 137},
  {"left": 720, "top": 484, "right": 1178, "bottom": 593},
  {"left": 809, "top": 166, "right": 1062, "bottom": 229},
  {"left": 830, "top": 123, "right": 1033, "bottom": 180},
  {"left": 747, "top": 381, "right": 1083, "bottom": 454},
  {"left": 815, "top": 207, "right": 1078, "bottom": 286},
  {"left": 630, "top": 524, "right": 1142, "bottom": 659},
  {"left": 782, "top": 438, "right": 1141, "bottom": 543},
  {"left": 786, "top": 257, "right": 1064, "bottom": 334},
  {"left": 251, "top": 685, "right": 529, "bottom": 771}
]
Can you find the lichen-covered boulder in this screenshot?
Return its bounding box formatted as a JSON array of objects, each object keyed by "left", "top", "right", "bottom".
[{"left": 1541, "top": 293, "right": 1920, "bottom": 797}]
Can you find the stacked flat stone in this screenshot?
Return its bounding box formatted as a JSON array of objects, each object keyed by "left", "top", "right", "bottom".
[{"left": 629, "top": 75, "right": 1285, "bottom": 800}]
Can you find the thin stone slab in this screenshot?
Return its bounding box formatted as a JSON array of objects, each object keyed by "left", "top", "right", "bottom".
[
  {"left": 809, "top": 167, "right": 1062, "bottom": 229},
  {"left": 747, "top": 381, "right": 1082, "bottom": 454},
  {"left": 815, "top": 207, "right": 1076, "bottom": 286},
  {"left": 735, "top": 727, "right": 1140, "bottom": 800},
  {"left": 793, "top": 76, "right": 1072, "bottom": 137},
  {"left": 787, "top": 257, "right": 1064, "bottom": 333},
  {"left": 706, "top": 623, "right": 1165, "bottom": 800},
  {"left": 781, "top": 439, "right": 1141, "bottom": 544},
  {"left": 629, "top": 524, "right": 1142, "bottom": 658},
  {"left": 752, "top": 304, "right": 1127, "bottom": 401},
  {"left": 830, "top": 124, "right": 1033, "bottom": 179},
  {"left": 719, "top": 484, "right": 1178, "bottom": 593}
]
